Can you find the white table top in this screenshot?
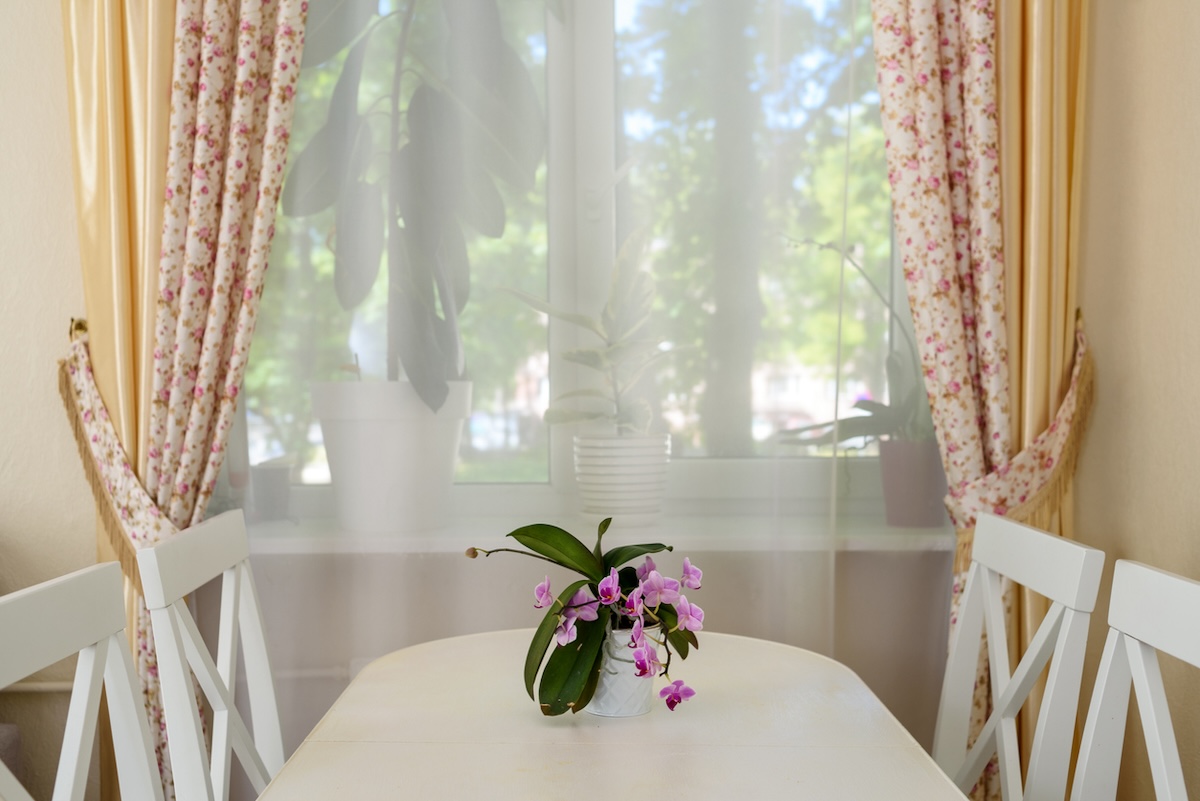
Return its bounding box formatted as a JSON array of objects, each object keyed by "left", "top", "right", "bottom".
[{"left": 260, "top": 629, "right": 967, "bottom": 800}]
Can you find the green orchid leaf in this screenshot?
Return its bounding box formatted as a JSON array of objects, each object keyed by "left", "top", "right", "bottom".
[
  {"left": 657, "top": 605, "right": 698, "bottom": 659},
  {"left": 602, "top": 543, "right": 673, "bottom": 572},
  {"left": 571, "top": 644, "right": 606, "bottom": 714},
  {"left": 593, "top": 517, "right": 611, "bottom": 562},
  {"left": 508, "top": 524, "right": 603, "bottom": 580},
  {"left": 523, "top": 579, "right": 588, "bottom": 699},
  {"left": 538, "top": 609, "right": 610, "bottom": 715},
  {"left": 616, "top": 565, "right": 639, "bottom": 595}
]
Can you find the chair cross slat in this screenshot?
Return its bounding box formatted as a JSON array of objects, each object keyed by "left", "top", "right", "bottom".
[
  {"left": 1072, "top": 560, "right": 1196, "bottom": 801},
  {"left": 53, "top": 635, "right": 108, "bottom": 801},
  {"left": 951, "top": 598, "right": 1066, "bottom": 794},
  {"left": 172, "top": 597, "right": 273, "bottom": 793},
  {"left": 0, "top": 563, "right": 163, "bottom": 801},
  {"left": 934, "top": 513, "right": 1104, "bottom": 801},
  {"left": 137, "top": 510, "right": 284, "bottom": 801},
  {"left": 210, "top": 564, "right": 243, "bottom": 797}
]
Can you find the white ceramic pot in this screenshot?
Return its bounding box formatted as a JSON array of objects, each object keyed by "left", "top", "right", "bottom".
[
  {"left": 311, "top": 380, "right": 471, "bottom": 533},
  {"left": 574, "top": 433, "right": 670, "bottom": 526},
  {"left": 587, "top": 625, "right": 660, "bottom": 717}
]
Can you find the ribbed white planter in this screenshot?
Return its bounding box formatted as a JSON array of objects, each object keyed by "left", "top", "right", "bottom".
[
  {"left": 587, "top": 625, "right": 659, "bottom": 717},
  {"left": 573, "top": 433, "right": 670, "bottom": 526},
  {"left": 311, "top": 381, "right": 471, "bottom": 533}
]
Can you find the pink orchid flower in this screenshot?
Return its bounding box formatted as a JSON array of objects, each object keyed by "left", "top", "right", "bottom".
[
  {"left": 660, "top": 680, "right": 696, "bottom": 711},
  {"left": 681, "top": 557, "right": 703, "bottom": 590},
  {"left": 636, "top": 556, "right": 657, "bottom": 582},
  {"left": 633, "top": 645, "right": 661, "bottom": 678},
  {"left": 622, "top": 585, "right": 644, "bottom": 618},
  {"left": 555, "top": 616, "right": 578, "bottom": 647},
  {"left": 675, "top": 595, "right": 704, "bottom": 632},
  {"left": 597, "top": 568, "right": 621, "bottom": 606},
  {"left": 640, "top": 570, "right": 680, "bottom": 607},
  {"left": 533, "top": 576, "right": 553, "bottom": 609},
  {"left": 563, "top": 588, "right": 599, "bottom": 622}
]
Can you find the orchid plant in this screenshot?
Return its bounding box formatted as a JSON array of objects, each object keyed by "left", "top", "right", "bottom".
[{"left": 467, "top": 518, "right": 702, "bottom": 715}]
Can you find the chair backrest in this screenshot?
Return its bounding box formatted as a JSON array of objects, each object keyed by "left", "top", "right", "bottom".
[
  {"left": 0, "top": 562, "right": 164, "bottom": 801},
  {"left": 136, "top": 509, "right": 283, "bottom": 801},
  {"left": 933, "top": 512, "right": 1105, "bottom": 801},
  {"left": 1070, "top": 560, "right": 1200, "bottom": 801}
]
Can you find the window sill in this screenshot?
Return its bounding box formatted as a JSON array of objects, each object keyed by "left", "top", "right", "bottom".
[{"left": 247, "top": 513, "right": 954, "bottom": 555}]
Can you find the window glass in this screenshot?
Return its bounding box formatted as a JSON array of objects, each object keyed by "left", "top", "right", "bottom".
[
  {"left": 245, "top": 1, "right": 549, "bottom": 483},
  {"left": 614, "top": 0, "right": 896, "bottom": 458}
]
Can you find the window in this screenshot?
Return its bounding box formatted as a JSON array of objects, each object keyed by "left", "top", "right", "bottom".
[{"left": 243, "top": 0, "right": 926, "bottom": 520}]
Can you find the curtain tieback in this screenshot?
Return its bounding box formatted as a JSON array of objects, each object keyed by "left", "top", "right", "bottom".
[
  {"left": 950, "top": 324, "right": 1096, "bottom": 572},
  {"left": 58, "top": 331, "right": 179, "bottom": 588}
]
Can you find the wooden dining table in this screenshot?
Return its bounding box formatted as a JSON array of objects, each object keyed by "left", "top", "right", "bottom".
[{"left": 259, "top": 629, "right": 968, "bottom": 799}]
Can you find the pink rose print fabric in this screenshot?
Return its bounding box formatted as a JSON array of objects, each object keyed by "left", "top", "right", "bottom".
[
  {"left": 872, "top": 2, "right": 1093, "bottom": 799},
  {"left": 63, "top": 0, "right": 306, "bottom": 795}
]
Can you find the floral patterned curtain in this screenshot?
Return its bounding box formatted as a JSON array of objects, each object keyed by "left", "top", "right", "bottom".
[
  {"left": 59, "top": 0, "right": 306, "bottom": 795},
  {"left": 870, "top": 0, "right": 1093, "bottom": 799}
]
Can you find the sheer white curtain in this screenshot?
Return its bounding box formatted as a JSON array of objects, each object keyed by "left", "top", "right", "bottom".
[{"left": 218, "top": 1, "right": 951, "bottom": 785}]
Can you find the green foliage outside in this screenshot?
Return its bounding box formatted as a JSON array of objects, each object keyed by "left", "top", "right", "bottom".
[{"left": 244, "top": 0, "right": 899, "bottom": 478}]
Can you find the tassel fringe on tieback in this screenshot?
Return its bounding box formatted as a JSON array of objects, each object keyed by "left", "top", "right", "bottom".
[{"left": 57, "top": 347, "right": 143, "bottom": 589}]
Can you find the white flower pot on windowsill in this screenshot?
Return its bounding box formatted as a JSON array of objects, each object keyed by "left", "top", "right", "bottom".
[
  {"left": 311, "top": 380, "right": 471, "bottom": 533},
  {"left": 574, "top": 433, "right": 670, "bottom": 527}
]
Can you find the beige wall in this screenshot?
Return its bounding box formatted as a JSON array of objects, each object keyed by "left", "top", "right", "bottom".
[
  {"left": 5, "top": 0, "right": 1200, "bottom": 798},
  {"left": 0, "top": 0, "right": 97, "bottom": 796},
  {"left": 1076, "top": 1, "right": 1200, "bottom": 799}
]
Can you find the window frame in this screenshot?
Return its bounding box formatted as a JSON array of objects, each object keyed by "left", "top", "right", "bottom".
[{"left": 238, "top": 0, "right": 909, "bottom": 528}]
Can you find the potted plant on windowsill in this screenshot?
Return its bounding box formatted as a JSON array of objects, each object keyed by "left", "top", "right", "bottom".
[
  {"left": 281, "top": 0, "right": 544, "bottom": 532},
  {"left": 776, "top": 239, "right": 946, "bottom": 528},
  {"left": 506, "top": 231, "right": 673, "bottom": 525}
]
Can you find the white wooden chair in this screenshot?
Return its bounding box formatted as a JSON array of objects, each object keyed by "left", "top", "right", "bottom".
[
  {"left": 1070, "top": 560, "right": 1200, "bottom": 801},
  {"left": 933, "top": 512, "right": 1104, "bottom": 801},
  {"left": 0, "top": 562, "right": 163, "bottom": 801},
  {"left": 136, "top": 509, "right": 283, "bottom": 801}
]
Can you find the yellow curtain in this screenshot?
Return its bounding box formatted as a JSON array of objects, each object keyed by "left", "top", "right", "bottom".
[
  {"left": 998, "top": 0, "right": 1091, "bottom": 769},
  {"left": 59, "top": 1, "right": 176, "bottom": 797}
]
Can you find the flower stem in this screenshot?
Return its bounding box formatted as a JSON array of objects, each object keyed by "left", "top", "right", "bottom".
[{"left": 471, "top": 547, "right": 564, "bottom": 568}]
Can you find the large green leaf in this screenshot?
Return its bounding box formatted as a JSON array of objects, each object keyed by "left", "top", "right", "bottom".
[
  {"left": 390, "top": 246, "right": 451, "bottom": 410},
  {"left": 507, "top": 524, "right": 603, "bottom": 580},
  {"left": 333, "top": 180, "right": 383, "bottom": 310},
  {"left": 537, "top": 609, "right": 610, "bottom": 715},
  {"left": 443, "top": 0, "right": 544, "bottom": 188},
  {"left": 570, "top": 642, "right": 606, "bottom": 714},
  {"left": 281, "top": 39, "right": 370, "bottom": 216},
  {"left": 457, "top": 159, "right": 505, "bottom": 238},
  {"left": 444, "top": 49, "right": 544, "bottom": 192},
  {"left": 602, "top": 543, "right": 673, "bottom": 572},
  {"left": 280, "top": 124, "right": 340, "bottom": 217},
  {"left": 523, "top": 579, "right": 588, "bottom": 699},
  {"left": 301, "top": 0, "right": 377, "bottom": 69}
]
